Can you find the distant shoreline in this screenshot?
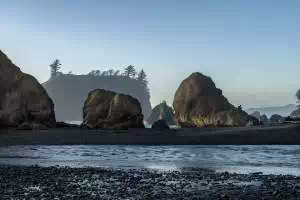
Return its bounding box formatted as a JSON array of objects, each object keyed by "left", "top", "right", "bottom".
[{"left": 0, "top": 124, "right": 299, "bottom": 145}]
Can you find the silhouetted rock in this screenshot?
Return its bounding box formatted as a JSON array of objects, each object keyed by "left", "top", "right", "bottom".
[
  {"left": 56, "top": 122, "right": 79, "bottom": 128},
  {"left": 43, "top": 74, "right": 152, "bottom": 121},
  {"left": 147, "top": 101, "right": 176, "bottom": 125},
  {"left": 270, "top": 114, "right": 284, "bottom": 123},
  {"left": 259, "top": 114, "right": 268, "bottom": 124},
  {"left": 152, "top": 119, "right": 170, "bottom": 130},
  {"left": 82, "top": 89, "right": 144, "bottom": 129},
  {"left": 290, "top": 108, "right": 300, "bottom": 118},
  {"left": 0, "top": 50, "right": 56, "bottom": 129},
  {"left": 250, "top": 111, "right": 261, "bottom": 120},
  {"left": 173, "top": 72, "right": 258, "bottom": 127}
]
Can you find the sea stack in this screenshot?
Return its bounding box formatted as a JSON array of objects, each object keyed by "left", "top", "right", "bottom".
[
  {"left": 147, "top": 100, "right": 176, "bottom": 125},
  {"left": 0, "top": 50, "right": 56, "bottom": 129},
  {"left": 82, "top": 89, "right": 144, "bottom": 129},
  {"left": 173, "top": 72, "right": 258, "bottom": 127}
]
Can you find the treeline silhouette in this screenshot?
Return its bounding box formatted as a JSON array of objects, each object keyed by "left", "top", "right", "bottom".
[{"left": 44, "top": 60, "right": 152, "bottom": 121}]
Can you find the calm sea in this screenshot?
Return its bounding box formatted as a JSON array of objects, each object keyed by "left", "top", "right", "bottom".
[{"left": 0, "top": 145, "right": 299, "bottom": 176}]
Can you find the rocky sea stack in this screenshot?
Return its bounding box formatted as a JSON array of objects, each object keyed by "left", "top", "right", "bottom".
[
  {"left": 147, "top": 101, "right": 176, "bottom": 125},
  {"left": 173, "top": 73, "right": 258, "bottom": 127},
  {"left": 0, "top": 50, "right": 56, "bottom": 129},
  {"left": 82, "top": 89, "right": 144, "bottom": 129}
]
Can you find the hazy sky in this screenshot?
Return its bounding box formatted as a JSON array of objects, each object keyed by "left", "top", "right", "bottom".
[{"left": 1, "top": 0, "right": 299, "bottom": 108}]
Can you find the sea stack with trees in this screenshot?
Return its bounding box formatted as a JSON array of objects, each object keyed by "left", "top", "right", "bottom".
[{"left": 43, "top": 62, "right": 152, "bottom": 122}]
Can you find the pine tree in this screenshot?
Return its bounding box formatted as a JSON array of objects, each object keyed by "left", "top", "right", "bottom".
[
  {"left": 296, "top": 89, "right": 300, "bottom": 103},
  {"left": 137, "top": 69, "right": 148, "bottom": 85},
  {"left": 50, "top": 59, "right": 62, "bottom": 77},
  {"left": 124, "top": 65, "right": 136, "bottom": 78}
]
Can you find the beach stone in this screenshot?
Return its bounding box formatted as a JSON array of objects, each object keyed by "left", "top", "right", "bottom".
[
  {"left": 173, "top": 72, "right": 258, "bottom": 127},
  {"left": 82, "top": 89, "right": 144, "bottom": 129},
  {"left": 0, "top": 50, "right": 56, "bottom": 129},
  {"left": 147, "top": 100, "right": 176, "bottom": 125},
  {"left": 152, "top": 119, "right": 170, "bottom": 130}
]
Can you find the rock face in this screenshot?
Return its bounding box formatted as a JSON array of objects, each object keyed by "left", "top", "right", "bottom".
[
  {"left": 147, "top": 101, "right": 176, "bottom": 125},
  {"left": 152, "top": 119, "right": 170, "bottom": 130},
  {"left": 82, "top": 89, "right": 144, "bottom": 129},
  {"left": 0, "top": 50, "right": 56, "bottom": 129},
  {"left": 173, "top": 73, "right": 258, "bottom": 127}
]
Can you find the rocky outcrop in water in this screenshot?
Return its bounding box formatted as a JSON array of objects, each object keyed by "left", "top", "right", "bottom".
[
  {"left": 82, "top": 89, "right": 144, "bottom": 129},
  {"left": 43, "top": 74, "right": 152, "bottom": 121},
  {"left": 173, "top": 73, "right": 258, "bottom": 127},
  {"left": 0, "top": 50, "right": 56, "bottom": 129},
  {"left": 147, "top": 101, "right": 176, "bottom": 125}
]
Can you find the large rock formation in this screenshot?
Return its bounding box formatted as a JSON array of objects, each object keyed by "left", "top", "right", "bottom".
[
  {"left": 0, "top": 50, "right": 56, "bottom": 129},
  {"left": 43, "top": 74, "right": 152, "bottom": 122},
  {"left": 82, "top": 89, "right": 144, "bottom": 129},
  {"left": 147, "top": 101, "right": 176, "bottom": 125},
  {"left": 173, "top": 72, "right": 258, "bottom": 127}
]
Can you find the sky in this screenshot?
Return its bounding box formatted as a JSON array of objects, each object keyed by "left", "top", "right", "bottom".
[{"left": 0, "top": 0, "right": 299, "bottom": 108}]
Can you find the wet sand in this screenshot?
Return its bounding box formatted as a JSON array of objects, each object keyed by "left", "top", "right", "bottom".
[
  {"left": 0, "top": 124, "right": 299, "bottom": 145},
  {"left": 1, "top": 165, "right": 300, "bottom": 199}
]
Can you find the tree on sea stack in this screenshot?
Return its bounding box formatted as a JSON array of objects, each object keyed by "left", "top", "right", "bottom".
[
  {"left": 50, "top": 59, "right": 62, "bottom": 78},
  {"left": 124, "top": 65, "right": 136, "bottom": 78},
  {"left": 137, "top": 69, "right": 148, "bottom": 85},
  {"left": 296, "top": 89, "right": 300, "bottom": 104}
]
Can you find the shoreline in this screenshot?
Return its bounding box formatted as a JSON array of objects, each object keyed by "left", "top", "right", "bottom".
[
  {"left": 0, "top": 124, "right": 300, "bottom": 145},
  {"left": 1, "top": 165, "right": 299, "bottom": 199}
]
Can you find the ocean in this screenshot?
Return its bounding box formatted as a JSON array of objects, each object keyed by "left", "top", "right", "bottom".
[{"left": 0, "top": 145, "right": 299, "bottom": 175}]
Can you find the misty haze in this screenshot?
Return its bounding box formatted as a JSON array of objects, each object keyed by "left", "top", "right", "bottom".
[{"left": 0, "top": 1, "right": 300, "bottom": 199}]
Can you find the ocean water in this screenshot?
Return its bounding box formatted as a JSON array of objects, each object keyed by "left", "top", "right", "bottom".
[{"left": 0, "top": 145, "right": 299, "bottom": 176}]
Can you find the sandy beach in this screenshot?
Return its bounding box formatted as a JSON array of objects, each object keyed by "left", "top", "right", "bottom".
[{"left": 0, "top": 124, "right": 299, "bottom": 145}]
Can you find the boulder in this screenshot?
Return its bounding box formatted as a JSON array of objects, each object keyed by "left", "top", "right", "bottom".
[
  {"left": 147, "top": 100, "right": 176, "bottom": 125},
  {"left": 152, "top": 119, "right": 170, "bottom": 130},
  {"left": 0, "top": 50, "right": 56, "bottom": 129},
  {"left": 173, "top": 72, "right": 258, "bottom": 127},
  {"left": 270, "top": 114, "right": 284, "bottom": 123},
  {"left": 82, "top": 89, "right": 144, "bottom": 129}
]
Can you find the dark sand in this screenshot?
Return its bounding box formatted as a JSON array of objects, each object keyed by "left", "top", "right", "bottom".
[
  {"left": 1, "top": 165, "right": 300, "bottom": 199},
  {"left": 0, "top": 124, "right": 299, "bottom": 145}
]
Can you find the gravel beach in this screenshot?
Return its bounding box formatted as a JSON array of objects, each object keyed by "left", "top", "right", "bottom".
[{"left": 1, "top": 165, "right": 300, "bottom": 200}]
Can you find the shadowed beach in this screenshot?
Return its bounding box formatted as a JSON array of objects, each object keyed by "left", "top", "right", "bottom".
[{"left": 0, "top": 124, "right": 299, "bottom": 146}]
